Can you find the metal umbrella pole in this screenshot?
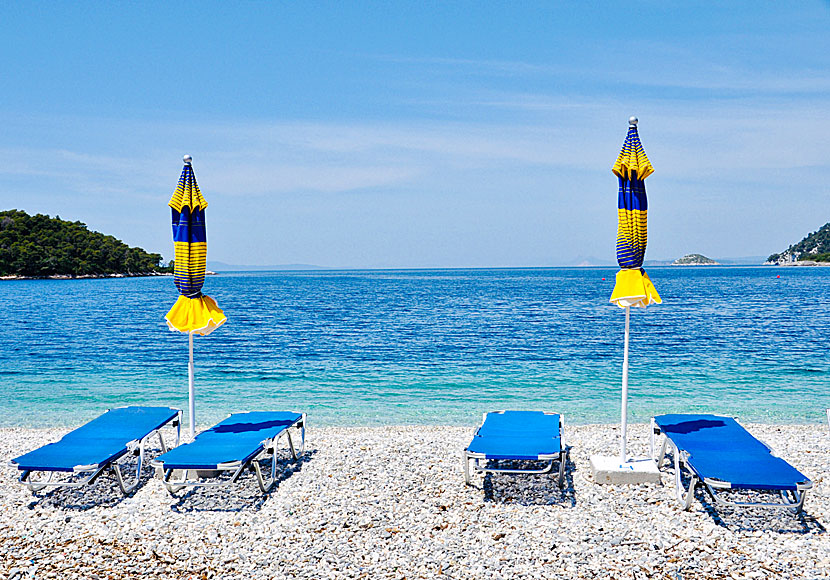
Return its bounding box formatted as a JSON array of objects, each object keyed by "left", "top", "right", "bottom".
[
  {"left": 620, "top": 305, "right": 631, "bottom": 462},
  {"left": 188, "top": 333, "right": 196, "bottom": 439}
]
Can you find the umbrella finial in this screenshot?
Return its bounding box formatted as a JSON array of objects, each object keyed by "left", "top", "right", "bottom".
[
  {"left": 628, "top": 116, "right": 638, "bottom": 126},
  {"left": 183, "top": 154, "right": 193, "bottom": 165}
]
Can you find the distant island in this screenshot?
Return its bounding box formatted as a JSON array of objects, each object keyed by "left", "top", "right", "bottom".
[
  {"left": 0, "top": 209, "right": 171, "bottom": 279},
  {"left": 672, "top": 253, "right": 720, "bottom": 266},
  {"left": 766, "top": 223, "right": 830, "bottom": 265}
]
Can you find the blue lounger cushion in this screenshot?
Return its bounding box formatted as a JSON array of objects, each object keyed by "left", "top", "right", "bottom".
[
  {"left": 466, "top": 436, "right": 561, "bottom": 461},
  {"left": 467, "top": 411, "right": 562, "bottom": 460},
  {"left": 12, "top": 407, "right": 180, "bottom": 472},
  {"left": 463, "top": 410, "right": 566, "bottom": 487},
  {"left": 475, "top": 410, "right": 561, "bottom": 438},
  {"left": 654, "top": 414, "right": 811, "bottom": 491},
  {"left": 154, "top": 411, "right": 303, "bottom": 470}
]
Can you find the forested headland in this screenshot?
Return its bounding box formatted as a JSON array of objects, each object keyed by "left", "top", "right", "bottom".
[
  {"left": 0, "top": 210, "right": 170, "bottom": 278},
  {"left": 767, "top": 223, "right": 830, "bottom": 264}
]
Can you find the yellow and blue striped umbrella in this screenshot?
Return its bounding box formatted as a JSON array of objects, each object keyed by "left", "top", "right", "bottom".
[
  {"left": 605, "top": 118, "right": 661, "bottom": 464},
  {"left": 609, "top": 119, "right": 661, "bottom": 308},
  {"left": 165, "top": 157, "right": 227, "bottom": 334},
  {"left": 164, "top": 155, "right": 226, "bottom": 438}
]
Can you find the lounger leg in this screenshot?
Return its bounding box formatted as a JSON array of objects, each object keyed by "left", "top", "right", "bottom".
[
  {"left": 681, "top": 475, "right": 699, "bottom": 510},
  {"left": 286, "top": 432, "right": 297, "bottom": 461},
  {"left": 649, "top": 419, "right": 656, "bottom": 459},
  {"left": 781, "top": 490, "right": 806, "bottom": 514},
  {"left": 20, "top": 469, "right": 109, "bottom": 494},
  {"left": 158, "top": 429, "right": 169, "bottom": 454},
  {"left": 252, "top": 453, "right": 276, "bottom": 493},
  {"left": 20, "top": 470, "right": 50, "bottom": 493},
  {"left": 557, "top": 451, "right": 566, "bottom": 488},
  {"left": 162, "top": 469, "right": 187, "bottom": 495},
  {"left": 113, "top": 463, "right": 138, "bottom": 495},
  {"left": 115, "top": 432, "right": 155, "bottom": 496},
  {"left": 299, "top": 414, "right": 306, "bottom": 456},
  {"left": 462, "top": 451, "right": 472, "bottom": 485},
  {"left": 174, "top": 414, "right": 181, "bottom": 448},
  {"left": 656, "top": 438, "right": 669, "bottom": 469},
  {"left": 672, "top": 449, "right": 697, "bottom": 510},
  {"left": 254, "top": 456, "right": 277, "bottom": 493},
  {"left": 113, "top": 448, "right": 141, "bottom": 495},
  {"left": 794, "top": 491, "right": 806, "bottom": 514}
]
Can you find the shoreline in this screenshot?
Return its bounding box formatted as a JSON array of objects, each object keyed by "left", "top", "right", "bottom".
[
  {"left": 2, "top": 423, "right": 828, "bottom": 578},
  {"left": 0, "top": 270, "right": 218, "bottom": 281},
  {"left": 0, "top": 271, "right": 172, "bottom": 281},
  {"left": 5, "top": 417, "right": 828, "bottom": 431},
  {"left": 764, "top": 261, "right": 830, "bottom": 267}
]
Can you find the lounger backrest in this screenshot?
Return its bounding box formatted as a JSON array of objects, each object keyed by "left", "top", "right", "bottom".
[
  {"left": 11, "top": 406, "right": 179, "bottom": 472},
  {"left": 476, "top": 411, "right": 561, "bottom": 438},
  {"left": 655, "top": 414, "right": 770, "bottom": 456},
  {"left": 59, "top": 407, "right": 180, "bottom": 443},
  {"left": 198, "top": 411, "right": 301, "bottom": 442},
  {"left": 152, "top": 411, "right": 303, "bottom": 470}
]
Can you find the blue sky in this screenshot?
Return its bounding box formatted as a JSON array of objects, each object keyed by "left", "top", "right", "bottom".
[{"left": 2, "top": 2, "right": 829, "bottom": 267}]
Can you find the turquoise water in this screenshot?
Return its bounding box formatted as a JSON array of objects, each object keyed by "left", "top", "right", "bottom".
[{"left": 1, "top": 267, "right": 828, "bottom": 427}]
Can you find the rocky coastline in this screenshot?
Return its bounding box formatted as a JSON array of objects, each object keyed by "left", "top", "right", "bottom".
[{"left": 0, "top": 272, "right": 173, "bottom": 281}]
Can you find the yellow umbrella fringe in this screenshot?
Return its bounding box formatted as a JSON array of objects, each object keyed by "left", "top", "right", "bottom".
[
  {"left": 610, "top": 269, "right": 661, "bottom": 309},
  {"left": 165, "top": 295, "right": 227, "bottom": 336}
]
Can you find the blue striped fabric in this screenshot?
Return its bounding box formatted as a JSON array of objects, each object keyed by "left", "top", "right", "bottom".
[
  {"left": 612, "top": 124, "right": 652, "bottom": 271},
  {"left": 608, "top": 123, "right": 660, "bottom": 307},
  {"left": 616, "top": 177, "right": 648, "bottom": 269},
  {"left": 612, "top": 125, "right": 654, "bottom": 180},
  {"left": 169, "top": 164, "right": 208, "bottom": 298}
]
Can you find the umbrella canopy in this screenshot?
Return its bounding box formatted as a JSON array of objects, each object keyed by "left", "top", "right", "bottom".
[
  {"left": 165, "top": 158, "right": 227, "bottom": 334},
  {"left": 164, "top": 155, "right": 226, "bottom": 438},
  {"left": 610, "top": 119, "right": 661, "bottom": 308},
  {"left": 609, "top": 118, "right": 659, "bottom": 463}
]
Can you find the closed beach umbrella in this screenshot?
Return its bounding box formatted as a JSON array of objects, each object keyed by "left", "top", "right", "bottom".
[
  {"left": 610, "top": 117, "right": 660, "bottom": 462},
  {"left": 165, "top": 155, "right": 227, "bottom": 438}
]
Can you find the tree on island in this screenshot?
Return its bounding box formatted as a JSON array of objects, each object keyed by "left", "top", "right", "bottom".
[{"left": 0, "top": 209, "right": 171, "bottom": 277}]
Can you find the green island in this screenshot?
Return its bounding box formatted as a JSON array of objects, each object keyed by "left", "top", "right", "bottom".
[
  {"left": 767, "top": 222, "right": 830, "bottom": 264},
  {"left": 672, "top": 253, "right": 719, "bottom": 265},
  {"left": 0, "top": 209, "right": 171, "bottom": 278}
]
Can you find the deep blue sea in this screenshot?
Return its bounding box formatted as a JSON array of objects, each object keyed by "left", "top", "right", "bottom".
[{"left": 1, "top": 267, "right": 828, "bottom": 428}]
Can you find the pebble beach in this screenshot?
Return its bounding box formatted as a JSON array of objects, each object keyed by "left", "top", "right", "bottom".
[{"left": 2, "top": 422, "right": 829, "bottom": 579}]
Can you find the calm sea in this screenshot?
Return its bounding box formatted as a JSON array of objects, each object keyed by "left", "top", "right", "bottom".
[{"left": 1, "top": 267, "right": 827, "bottom": 428}]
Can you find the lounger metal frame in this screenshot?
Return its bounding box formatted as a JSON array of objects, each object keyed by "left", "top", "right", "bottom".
[
  {"left": 153, "top": 413, "right": 306, "bottom": 495},
  {"left": 15, "top": 409, "right": 181, "bottom": 495},
  {"left": 463, "top": 411, "right": 567, "bottom": 488},
  {"left": 650, "top": 418, "right": 811, "bottom": 513}
]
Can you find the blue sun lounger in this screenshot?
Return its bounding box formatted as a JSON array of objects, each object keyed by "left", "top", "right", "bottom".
[
  {"left": 463, "top": 410, "right": 566, "bottom": 488},
  {"left": 150, "top": 411, "right": 306, "bottom": 494},
  {"left": 651, "top": 414, "right": 812, "bottom": 512},
  {"left": 10, "top": 406, "right": 181, "bottom": 495}
]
